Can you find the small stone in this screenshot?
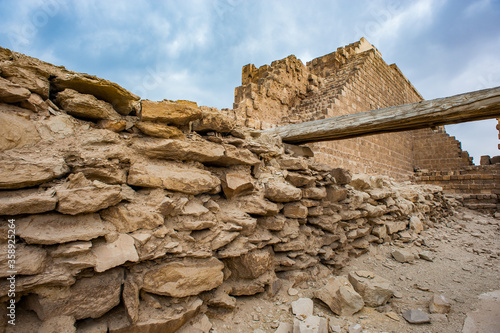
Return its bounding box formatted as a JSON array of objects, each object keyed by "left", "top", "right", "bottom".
[
  {"left": 391, "top": 249, "right": 415, "bottom": 263},
  {"left": 418, "top": 251, "right": 435, "bottom": 262},
  {"left": 329, "top": 324, "right": 342, "bottom": 333},
  {"left": 291, "top": 297, "right": 314, "bottom": 320},
  {"left": 288, "top": 287, "right": 299, "bottom": 296},
  {"left": 348, "top": 270, "right": 394, "bottom": 307},
  {"left": 402, "top": 309, "right": 431, "bottom": 324},
  {"left": 385, "top": 311, "right": 400, "bottom": 321},
  {"left": 429, "top": 294, "right": 452, "bottom": 314},
  {"left": 275, "top": 322, "right": 293, "bottom": 333},
  {"left": 348, "top": 323, "right": 363, "bottom": 333}
]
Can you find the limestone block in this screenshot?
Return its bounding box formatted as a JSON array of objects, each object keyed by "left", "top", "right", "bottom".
[
  {"left": 361, "top": 203, "right": 387, "bottom": 218},
  {"left": 50, "top": 241, "right": 92, "bottom": 258},
  {"left": 172, "top": 214, "right": 217, "bottom": 231},
  {"left": 225, "top": 247, "right": 274, "bottom": 279},
  {"left": 283, "top": 202, "right": 308, "bottom": 219},
  {"left": 340, "top": 209, "right": 366, "bottom": 221},
  {"left": 221, "top": 172, "right": 254, "bottom": 199},
  {"left": 278, "top": 156, "right": 308, "bottom": 170},
  {"left": 192, "top": 106, "right": 236, "bottom": 133},
  {"left": 409, "top": 215, "right": 424, "bottom": 233},
  {"left": 326, "top": 186, "right": 348, "bottom": 202},
  {"left": 347, "top": 271, "right": 394, "bottom": 307},
  {"left": 257, "top": 214, "right": 287, "bottom": 231},
  {"left": 367, "top": 188, "right": 394, "bottom": 200},
  {"left": 92, "top": 234, "right": 139, "bottom": 272},
  {"left": 314, "top": 276, "right": 364, "bottom": 316},
  {"left": 371, "top": 225, "right": 387, "bottom": 239},
  {"left": 211, "top": 231, "right": 240, "bottom": 251},
  {"left": 73, "top": 164, "right": 127, "bottom": 185},
  {"left": 0, "top": 155, "right": 69, "bottom": 190},
  {"left": 127, "top": 161, "right": 220, "bottom": 195},
  {"left": 97, "top": 119, "right": 127, "bottom": 132},
  {"left": 135, "top": 121, "right": 184, "bottom": 139},
  {"left": 0, "top": 108, "right": 41, "bottom": 151},
  {"left": 140, "top": 99, "right": 202, "bottom": 125},
  {"left": 429, "top": 294, "right": 452, "bottom": 314},
  {"left": 0, "top": 188, "right": 56, "bottom": 215},
  {"left": 0, "top": 60, "right": 51, "bottom": 98},
  {"left": 27, "top": 268, "right": 124, "bottom": 320},
  {"left": 284, "top": 143, "right": 314, "bottom": 158},
  {"left": 391, "top": 249, "right": 416, "bottom": 263},
  {"left": 291, "top": 297, "right": 314, "bottom": 320},
  {"left": 220, "top": 207, "right": 257, "bottom": 235},
  {"left": 17, "top": 213, "right": 111, "bottom": 245},
  {"left": 143, "top": 257, "right": 224, "bottom": 297},
  {"left": 56, "top": 173, "right": 122, "bottom": 215},
  {"left": 330, "top": 168, "right": 352, "bottom": 185},
  {"left": 55, "top": 89, "right": 122, "bottom": 120},
  {"left": 19, "top": 93, "right": 48, "bottom": 113},
  {"left": 218, "top": 144, "right": 261, "bottom": 166},
  {"left": 402, "top": 309, "right": 430, "bottom": 324},
  {"left": 100, "top": 203, "right": 164, "bottom": 233},
  {"left": 0, "top": 76, "right": 31, "bottom": 102},
  {"left": 122, "top": 273, "right": 142, "bottom": 324},
  {"left": 237, "top": 194, "right": 282, "bottom": 216},
  {"left": 264, "top": 180, "right": 302, "bottom": 203},
  {"left": 136, "top": 138, "right": 225, "bottom": 162},
  {"left": 52, "top": 73, "right": 140, "bottom": 115},
  {"left": 0, "top": 243, "right": 47, "bottom": 278},
  {"left": 302, "top": 187, "right": 327, "bottom": 200},
  {"left": 204, "top": 286, "right": 237, "bottom": 309},
  {"left": 286, "top": 172, "right": 316, "bottom": 187},
  {"left": 385, "top": 221, "right": 407, "bottom": 234}
]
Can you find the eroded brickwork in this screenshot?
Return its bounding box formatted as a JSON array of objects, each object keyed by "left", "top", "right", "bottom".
[
  {"left": 233, "top": 38, "right": 464, "bottom": 180},
  {"left": 415, "top": 165, "right": 500, "bottom": 211}
]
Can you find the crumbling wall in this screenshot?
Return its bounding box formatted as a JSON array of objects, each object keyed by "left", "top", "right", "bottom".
[
  {"left": 0, "top": 48, "right": 457, "bottom": 332},
  {"left": 233, "top": 55, "right": 322, "bottom": 129},
  {"left": 412, "top": 127, "right": 473, "bottom": 172},
  {"left": 415, "top": 165, "right": 500, "bottom": 211},
  {"left": 232, "top": 38, "right": 481, "bottom": 183}
]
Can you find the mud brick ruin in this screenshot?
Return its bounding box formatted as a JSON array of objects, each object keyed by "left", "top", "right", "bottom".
[{"left": 0, "top": 39, "right": 498, "bottom": 331}]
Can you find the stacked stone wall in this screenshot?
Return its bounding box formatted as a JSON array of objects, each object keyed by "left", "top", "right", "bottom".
[
  {"left": 0, "top": 47, "right": 457, "bottom": 332},
  {"left": 415, "top": 165, "right": 500, "bottom": 211}
]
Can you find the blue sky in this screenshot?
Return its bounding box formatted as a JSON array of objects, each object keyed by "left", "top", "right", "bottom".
[{"left": 1, "top": 0, "right": 499, "bottom": 164}]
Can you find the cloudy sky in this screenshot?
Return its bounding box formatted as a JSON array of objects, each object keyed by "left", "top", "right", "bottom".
[{"left": 1, "top": 0, "right": 499, "bottom": 164}]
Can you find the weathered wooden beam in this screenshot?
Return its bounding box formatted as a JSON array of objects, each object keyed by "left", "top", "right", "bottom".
[{"left": 262, "top": 86, "right": 500, "bottom": 144}]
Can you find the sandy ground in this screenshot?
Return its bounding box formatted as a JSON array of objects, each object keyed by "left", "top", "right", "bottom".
[{"left": 207, "top": 206, "right": 500, "bottom": 333}]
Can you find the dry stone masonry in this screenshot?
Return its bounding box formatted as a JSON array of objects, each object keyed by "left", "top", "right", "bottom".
[{"left": 0, "top": 44, "right": 484, "bottom": 332}]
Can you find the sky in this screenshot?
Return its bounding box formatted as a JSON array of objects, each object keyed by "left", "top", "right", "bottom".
[{"left": 0, "top": 0, "right": 499, "bottom": 164}]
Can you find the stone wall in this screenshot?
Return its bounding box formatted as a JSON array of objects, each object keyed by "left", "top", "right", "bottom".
[
  {"left": 412, "top": 127, "right": 473, "bottom": 172},
  {"left": 0, "top": 47, "right": 457, "bottom": 332},
  {"left": 415, "top": 165, "right": 500, "bottom": 212}
]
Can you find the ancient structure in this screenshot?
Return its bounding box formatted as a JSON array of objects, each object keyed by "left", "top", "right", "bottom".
[
  {"left": 0, "top": 40, "right": 497, "bottom": 332},
  {"left": 233, "top": 38, "right": 499, "bottom": 210}
]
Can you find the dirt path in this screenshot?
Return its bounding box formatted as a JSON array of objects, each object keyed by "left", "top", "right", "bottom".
[{"left": 208, "top": 207, "right": 500, "bottom": 332}]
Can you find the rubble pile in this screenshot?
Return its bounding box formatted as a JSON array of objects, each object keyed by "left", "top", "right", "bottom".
[{"left": 0, "top": 47, "right": 457, "bottom": 332}]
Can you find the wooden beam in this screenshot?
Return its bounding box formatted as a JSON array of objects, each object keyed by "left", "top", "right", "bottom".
[{"left": 262, "top": 86, "right": 500, "bottom": 144}]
